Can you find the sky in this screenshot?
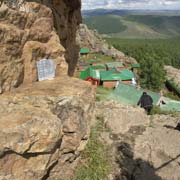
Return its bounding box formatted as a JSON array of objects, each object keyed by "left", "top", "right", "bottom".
[{"left": 82, "top": 0, "right": 180, "bottom": 10}]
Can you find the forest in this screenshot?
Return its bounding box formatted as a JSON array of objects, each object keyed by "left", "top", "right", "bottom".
[{"left": 107, "top": 37, "right": 180, "bottom": 91}]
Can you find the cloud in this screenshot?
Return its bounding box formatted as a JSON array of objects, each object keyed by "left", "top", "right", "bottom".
[{"left": 82, "top": 0, "right": 180, "bottom": 10}]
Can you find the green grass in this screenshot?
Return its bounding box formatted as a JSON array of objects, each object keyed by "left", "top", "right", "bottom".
[
  {"left": 96, "top": 86, "right": 113, "bottom": 102},
  {"left": 83, "top": 15, "right": 127, "bottom": 34},
  {"left": 125, "top": 15, "right": 180, "bottom": 36},
  {"left": 150, "top": 105, "right": 177, "bottom": 115},
  {"left": 80, "top": 53, "right": 115, "bottom": 64},
  {"left": 74, "top": 117, "right": 111, "bottom": 180}
]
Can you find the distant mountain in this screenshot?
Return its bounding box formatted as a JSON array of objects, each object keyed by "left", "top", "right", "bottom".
[
  {"left": 82, "top": 9, "right": 180, "bottom": 17},
  {"left": 82, "top": 9, "right": 131, "bottom": 17},
  {"left": 82, "top": 10, "right": 180, "bottom": 39}
]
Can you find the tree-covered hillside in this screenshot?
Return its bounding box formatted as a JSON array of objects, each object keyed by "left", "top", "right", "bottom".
[
  {"left": 125, "top": 15, "right": 180, "bottom": 36},
  {"left": 83, "top": 16, "right": 126, "bottom": 34},
  {"left": 83, "top": 15, "right": 180, "bottom": 39},
  {"left": 107, "top": 37, "right": 180, "bottom": 90}
]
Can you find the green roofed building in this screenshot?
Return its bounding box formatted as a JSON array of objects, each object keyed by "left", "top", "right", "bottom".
[
  {"left": 100, "top": 69, "right": 134, "bottom": 81},
  {"left": 131, "top": 63, "right": 141, "bottom": 74},
  {"left": 100, "top": 69, "right": 135, "bottom": 88},
  {"left": 108, "top": 83, "right": 180, "bottom": 111},
  {"left": 80, "top": 48, "right": 90, "bottom": 55},
  {"left": 160, "top": 97, "right": 180, "bottom": 111},
  {"left": 80, "top": 67, "right": 100, "bottom": 80},
  {"left": 109, "top": 83, "right": 161, "bottom": 106},
  {"left": 166, "top": 80, "right": 180, "bottom": 97},
  {"left": 131, "top": 63, "right": 140, "bottom": 68},
  {"left": 80, "top": 67, "right": 100, "bottom": 88}
]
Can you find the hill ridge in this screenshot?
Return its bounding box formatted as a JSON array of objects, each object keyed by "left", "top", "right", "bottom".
[{"left": 83, "top": 13, "right": 180, "bottom": 39}]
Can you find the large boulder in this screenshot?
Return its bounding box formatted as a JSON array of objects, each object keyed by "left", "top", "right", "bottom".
[
  {"left": 0, "top": 76, "right": 95, "bottom": 180},
  {"left": 96, "top": 101, "right": 180, "bottom": 180},
  {"left": 134, "top": 115, "right": 180, "bottom": 180},
  {"left": 0, "top": 0, "right": 81, "bottom": 94},
  {"left": 0, "top": 1, "right": 96, "bottom": 179}
]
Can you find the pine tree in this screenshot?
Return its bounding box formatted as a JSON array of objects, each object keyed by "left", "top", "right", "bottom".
[{"left": 140, "top": 54, "right": 166, "bottom": 91}]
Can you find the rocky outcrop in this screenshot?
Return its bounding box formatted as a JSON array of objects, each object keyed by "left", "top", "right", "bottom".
[
  {"left": 47, "top": 0, "right": 82, "bottom": 76},
  {"left": 134, "top": 115, "right": 180, "bottom": 180},
  {"left": 0, "top": 0, "right": 81, "bottom": 94},
  {"left": 96, "top": 101, "right": 180, "bottom": 180},
  {"left": 165, "top": 65, "right": 180, "bottom": 87},
  {"left": 0, "top": 1, "right": 97, "bottom": 179},
  {"left": 76, "top": 24, "right": 137, "bottom": 64},
  {"left": 0, "top": 76, "right": 95, "bottom": 180}
]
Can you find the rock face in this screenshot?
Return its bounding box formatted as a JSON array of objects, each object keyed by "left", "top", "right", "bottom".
[
  {"left": 165, "top": 65, "right": 180, "bottom": 87},
  {"left": 96, "top": 101, "right": 180, "bottom": 180},
  {"left": 76, "top": 24, "right": 137, "bottom": 64},
  {"left": 0, "top": 76, "right": 95, "bottom": 180},
  {"left": 0, "top": 0, "right": 81, "bottom": 94},
  {"left": 0, "top": 1, "right": 96, "bottom": 179}
]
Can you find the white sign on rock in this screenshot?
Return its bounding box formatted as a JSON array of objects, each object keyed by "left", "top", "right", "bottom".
[{"left": 37, "top": 59, "right": 55, "bottom": 81}]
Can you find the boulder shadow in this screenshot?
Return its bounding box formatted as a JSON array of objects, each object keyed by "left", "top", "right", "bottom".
[{"left": 114, "top": 142, "right": 162, "bottom": 180}]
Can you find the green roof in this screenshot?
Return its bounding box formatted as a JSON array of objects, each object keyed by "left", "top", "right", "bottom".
[
  {"left": 105, "top": 62, "right": 124, "bottom": 69},
  {"left": 80, "top": 67, "right": 100, "bottom": 80},
  {"left": 131, "top": 63, "right": 140, "bottom": 68},
  {"left": 160, "top": 97, "right": 180, "bottom": 111},
  {"left": 100, "top": 69, "right": 134, "bottom": 81},
  {"left": 166, "top": 80, "right": 180, "bottom": 96},
  {"left": 80, "top": 48, "right": 90, "bottom": 54},
  {"left": 108, "top": 83, "right": 180, "bottom": 111},
  {"left": 108, "top": 83, "right": 161, "bottom": 106}
]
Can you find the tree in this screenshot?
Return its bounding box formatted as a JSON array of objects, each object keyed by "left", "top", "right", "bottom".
[{"left": 140, "top": 54, "right": 166, "bottom": 91}]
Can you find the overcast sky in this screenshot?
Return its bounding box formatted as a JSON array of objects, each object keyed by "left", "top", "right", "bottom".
[{"left": 82, "top": 0, "right": 180, "bottom": 10}]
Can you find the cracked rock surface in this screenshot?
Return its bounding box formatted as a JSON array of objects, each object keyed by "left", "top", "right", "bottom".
[
  {"left": 96, "top": 101, "right": 180, "bottom": 180},
  {"left": 0, "top": 0, "right": 81, "bottom": 93},
  {"left": 0, "top": 77, "right": 95, "bottom": 180}
]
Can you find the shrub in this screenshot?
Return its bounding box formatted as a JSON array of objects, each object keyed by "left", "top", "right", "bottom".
[{"left": 75, "top": 118, "right": 111, "bottom": 180}]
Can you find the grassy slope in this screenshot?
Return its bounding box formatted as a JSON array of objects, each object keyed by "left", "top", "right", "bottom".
[
  {"left": 80, "top": 53, "right": 115, "bottom": 64},
  {"left": 83, "top": 15, "right": 126, "bottom": 34},
  {"left": 83, "top": 15, "right": 180, "bottom": 39},
  {"left": 109, "top": 16, "right": 168, "bottom": 39},
  {"left": 75, "top": 117, "right": 111, "bottom": 180},
  {"left": 125, "top": 15, "right": 180, "bottom": 36}
]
